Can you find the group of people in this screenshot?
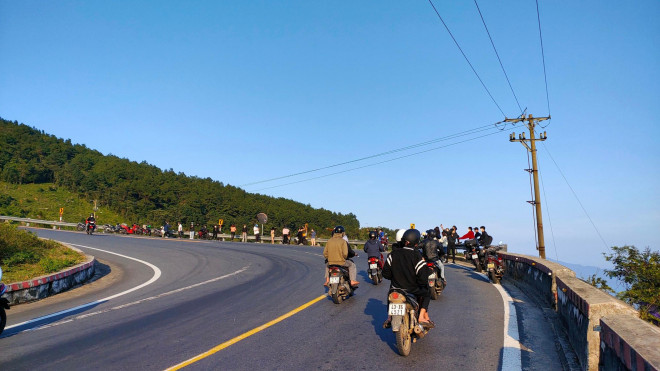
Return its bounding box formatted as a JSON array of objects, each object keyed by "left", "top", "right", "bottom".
[{"left": 322, "top": 224, "right": 494, "bottom": 329}]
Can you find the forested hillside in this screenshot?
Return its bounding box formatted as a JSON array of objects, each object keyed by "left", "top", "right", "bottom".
[{"left": 0, "top": 118, "right": 360, "bottom": 236}]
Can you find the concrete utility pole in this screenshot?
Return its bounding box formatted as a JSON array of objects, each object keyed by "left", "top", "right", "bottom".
[{"left": 506, "top": 114, "right": 549, "bottom": 259}]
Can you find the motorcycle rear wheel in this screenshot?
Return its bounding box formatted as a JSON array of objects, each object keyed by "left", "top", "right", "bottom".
[
  {"left": 430, "top": 284, "right": 438, "bottom": 300},
  {"left": 330, "top": 285, "right": 342, "bottom": 304},
  {"left": 489, "top": 271, "right": 501, "bottom": 284},
  {"left": 395, "top": 313, "right": 412, "bottom": 356}
]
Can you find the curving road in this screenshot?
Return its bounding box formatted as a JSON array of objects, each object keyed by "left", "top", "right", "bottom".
[{"left": 1, "top": 229, "right": 516, "bottom": 370}]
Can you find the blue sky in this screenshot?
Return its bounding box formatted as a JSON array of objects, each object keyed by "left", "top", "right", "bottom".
[{"left": 1, "top": 1, "right": 658, "bottom": 267}]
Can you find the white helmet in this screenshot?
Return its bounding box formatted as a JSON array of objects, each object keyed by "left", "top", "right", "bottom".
[{"left": 395, "top": 229, "right": 406, "bottom": 242}]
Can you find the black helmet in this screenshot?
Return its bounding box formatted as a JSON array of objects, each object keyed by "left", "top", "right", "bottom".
[
  {"left": 427, "top": 229, "right": 436, "bottom": 239},
  {"left": 333, "top": 225, "right": 345, "bottom": 234},
  {"left": 368, "top": 230, "right": 377, "bottom": 239},
  {"left": 402, "top": 229, "right": 421, "bottom": 246}
]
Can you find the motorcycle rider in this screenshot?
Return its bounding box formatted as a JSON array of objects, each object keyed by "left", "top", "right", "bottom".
[
  {"left": 85, "top": 213, "right": 96, "bottom": 232},
  {"left": 419, "top": 229, "right": 446, "bottom": 285},
  {"left": 383, "top": 229, "right": 434, "bottom": 328},
  {"left": 323, "top": 226, "right": 359, "bottom": 287},
  {"left": 363, "top": 230, "right": 385, "bottom": 269}
]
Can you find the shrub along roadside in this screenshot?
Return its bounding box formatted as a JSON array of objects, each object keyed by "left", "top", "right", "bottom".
[{"left": 0, "top": 223, "right": 85, "bottom": 283}]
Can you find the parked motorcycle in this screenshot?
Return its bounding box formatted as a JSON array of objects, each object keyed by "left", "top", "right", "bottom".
[
  {"left": 0, "top": 267, "right": 10, "bottom": 335},
  {"left": 86, "top": 221, "right": 96, "bottom": 235},
  {"left": 327, "top": 263, "right": 357, "bottom": 304},
  {"left": 387, "top": 289, "right": 431, "bottom": 356},
  {"left": 464, "top": 242, "right": 482, "bottom": 272},
  {"left": 426, "top": 262, "right": 445, "bottom": 300},
  {"left": 367, "top": 257, "right": 383, "bottom": 285},
  {"left": 76, "top": 222, "right": 86, "bottom": 231},
  {"left": 484, "top": 246, "right": 505, "bottom": 284}
]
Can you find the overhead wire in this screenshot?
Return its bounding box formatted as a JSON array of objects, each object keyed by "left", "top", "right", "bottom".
[
  {"left": 535, "top": 0, "right": 552, "bottom": 127},
  {"left": 473, "top": 0, "right": 524, "bottom": 116},
  {"left": 541, "top": 142, "right": 610, "bottom": 250},
  {"left": 253, "top": 128, "right": 507, "bottom": 192},
  {"left": 427, "top": 0, "right": 506, "bottom": 117},
  {"left": 241, "top": 121, "right": 510, "bottom": 187},
  {"left": 538, "top": 153, "right": 559, "bottom": 261}
]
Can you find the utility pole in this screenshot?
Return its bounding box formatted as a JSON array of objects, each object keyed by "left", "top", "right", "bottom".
[{"left": 506, "top": 114, "right": 549, "bottom": 259}]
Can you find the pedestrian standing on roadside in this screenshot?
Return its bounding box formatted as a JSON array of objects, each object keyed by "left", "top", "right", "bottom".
[
  {"left": 230, "top": 224, "right": 236, "bottom": 241},
  {"left": 178, "top": 222, "right": 183, "bottom": 237},
  {"left": 447, "top": 226, "right": 459, "bottom": 263},
  {"left": 310, "top": 229, "right": 316, "bottom": 246},
  {"left": 242, "top": 224, "right": 248, "bottom": 242},
  {"left": 282, "top": 226, "right": 290, "bottom": 244},
  {"left": 253, "top": 224, "right": 260, "bottom": 242},
  {"left": 270, "top": 227, "right": 276, "bottom": 244},
  {"left": 212, "top": 225, "right": 218, "bottom": 240}
]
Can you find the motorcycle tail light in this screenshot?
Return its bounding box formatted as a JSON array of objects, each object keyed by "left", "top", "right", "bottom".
[
  {"left": 388, "top": 292, "right": 405, "bottom": 303},
  {"left": 426, "top": 262, "right": 434, "bottom": 267},
  {"left": 498, "top": 256, "right": 503, "bottom": 262}
]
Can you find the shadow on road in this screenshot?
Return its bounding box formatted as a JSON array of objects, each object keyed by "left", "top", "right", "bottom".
[{"left": 365, "top": 298, "right": 397, "bottom": 353}]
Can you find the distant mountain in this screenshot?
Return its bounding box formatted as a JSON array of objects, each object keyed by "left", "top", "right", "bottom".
[
  {"left": 0, "top": 118, "right": 360, "bottom": 236},
  {"left": 549, "top": 259, "right": 623, "bottom": 293}
]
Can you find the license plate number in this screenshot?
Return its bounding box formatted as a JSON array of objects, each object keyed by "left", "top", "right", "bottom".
[
  {"left": 329, "top": 276, "right": 339, "bottom": 284},
  {"left": 487, "top": 263, "right": 495, "bottom": 269},
  {"left": 369, "top": 263, "right": 377, "bottom": 269},
  {"left": 472, "top": 254, "right": 478, "bottom": 260},
  {"left": 388, "top": 303, "right": 406, "bottom": 316},
  {"left": 428, "top": 273, "right": 436, "bottom": 279}
]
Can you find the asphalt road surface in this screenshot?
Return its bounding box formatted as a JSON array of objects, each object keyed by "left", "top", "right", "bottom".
[{"left": 1, "top": 229, "right": 511, "bottom": 370}]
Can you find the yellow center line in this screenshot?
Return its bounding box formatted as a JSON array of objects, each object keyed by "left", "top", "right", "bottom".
[{"left": 164, "top": 294, "right": 328, "bottom": 370}]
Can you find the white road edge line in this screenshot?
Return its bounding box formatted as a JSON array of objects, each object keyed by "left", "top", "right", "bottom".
[
  {"left": 5, "top": 243, "right": 162, "bottom": 332},
  {"left": 25, "top": 265, "right": 251, "bottom": 332},
  {"left": 450, "top": 264, "right": 522, "bottom": 370}
]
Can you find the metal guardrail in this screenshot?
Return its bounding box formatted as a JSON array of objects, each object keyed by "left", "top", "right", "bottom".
[{"left": 0, "top": 215, "right": 367, "bottom": 245}]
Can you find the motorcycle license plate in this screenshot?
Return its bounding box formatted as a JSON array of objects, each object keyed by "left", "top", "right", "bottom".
[
  {"left": 329, "top": 276, "right": 340, "bottom": 284},
  {"left": 369, "top": 263, "right": 378, "bottom": 269},
  {"left": 472, "top": 254, "right": 478, "bottom": 260},
  {"left": 388, "top": 303, "right": 406, "bottom": 316},
  {"left": 487, "top": 263, "right": 495, "bottom": 269},
  {"left": 428, "top": 273, "right": 436, "bottom": 279}
]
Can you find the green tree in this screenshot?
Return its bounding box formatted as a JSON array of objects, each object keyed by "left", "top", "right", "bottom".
[{"left": 603, "top": 245, "right": 660, "bottom": 326}]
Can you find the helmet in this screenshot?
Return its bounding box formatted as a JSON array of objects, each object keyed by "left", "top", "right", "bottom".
[
  {"left": 395, "top": 229, "right": 406, "bottom": 242},
  {"left": 333, "top": 225, "right": 345, "bottom": 234},
  {"left": 427, "top": 229, "right": 436, "bottom": 239},
  {"left": 368, "top": 231, "right": 377, "bottom": 239},
  {"left": 402, "top": 229, "right": 421, "bottom": 246},
  {"left": 90, "top": 214, "right": 94, "bottom": 217}
]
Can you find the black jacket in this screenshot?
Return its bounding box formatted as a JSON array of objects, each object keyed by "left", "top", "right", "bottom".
[
  {"left": 382, "top": 246, "right": 429, "bottom": 291},
  {"left": 479, "top": 231, "right": 493, "bottom": 246},
  {"left": 447, "top": 231, "right": 458, "bottom": 247}
]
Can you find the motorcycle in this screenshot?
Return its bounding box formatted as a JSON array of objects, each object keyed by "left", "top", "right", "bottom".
[
  {"left": 327, "top": 263, "right": 357, "bottom": 304},
  {"left": 0, "top": 267, "right": 10, "bottom": 335},
  {"left": 76, "top": 222, "right": 86, "bottom": 231},
  {"left": 426, "top": 262, "right": 445, "bottom": 300},
  {"left": 86, "top": 221, "right": 96, "bottom": 235},
  {"left": 484, "top": 246, "right": 505, "bottom": 284},
  {"left": 367, "top": 257, "right": 383, "bottom": 285},
  {"left": 387, "top": 288, "right": 431, "bottom": 356},
  {"left": 464, "top": 241, "right": 482, "bottom": 272}
]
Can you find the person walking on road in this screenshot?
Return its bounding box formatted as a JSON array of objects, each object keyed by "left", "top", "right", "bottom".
[
  {"left": 178, "top": 222, "right": 183, "bottom": 238},
  {"left": 310, "top": 229, "right": 316, "bottom": 246},
  {"left": 270, "top": 227, "right": 276, "bottom": 244}
]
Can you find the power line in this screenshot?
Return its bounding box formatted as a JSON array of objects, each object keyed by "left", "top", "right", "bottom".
[
  {"left": 538, "top": 153, "right": 559, "bottom": 261},
  {"left": 541, "top": 143, "right": 609, "bottom": 249},
  {"left": 535, "top": 0, "right": 552, "bottom": 124},
  {"left": 241, "top": 121, "right": 510, "bottom": 187},
  {"left": 253, "top": 129, "right": 506, "bottom": 191},
  {"left": 427, "top": 0, "right": 506, "bottom": 117},
  {"left": 473, "top": 0, "right": 524, "bottom": 115}
]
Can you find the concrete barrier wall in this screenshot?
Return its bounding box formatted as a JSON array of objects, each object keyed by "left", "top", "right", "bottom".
[
  {"left": 500, "top": 252, "right": 659, "bottom": 371},
  {"left": 1, "top": 244, "right": 96, "bottom": 305}
]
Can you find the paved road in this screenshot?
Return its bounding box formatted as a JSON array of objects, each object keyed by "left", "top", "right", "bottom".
[{"left": 1, "top": 229, "right": 508, "bottom": 370}]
